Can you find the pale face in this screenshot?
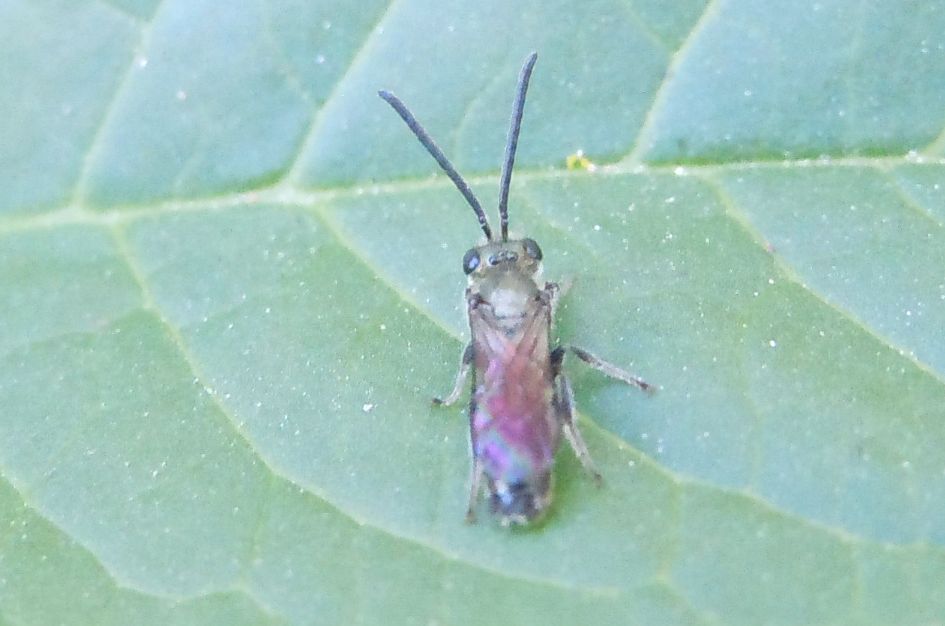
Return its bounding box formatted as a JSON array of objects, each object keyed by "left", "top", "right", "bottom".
[{"left": 462, "top": 238, "right": 545, "bottom": 319}]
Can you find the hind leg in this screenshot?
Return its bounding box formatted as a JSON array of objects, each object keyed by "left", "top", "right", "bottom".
[
  {"left": 554, "top": 373, "right": 603, "bottom": 484},
  {"left": 464, "top": 457, "right": 484, "bottom": 523},
  {"left": 551, "top": 347, "right": 602, "bottom": 483}
]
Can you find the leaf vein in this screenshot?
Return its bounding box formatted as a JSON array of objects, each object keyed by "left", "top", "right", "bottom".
[
  {"left": 259, "top": 1, "right": 315, "bottom": 105},
  {"left": 885, "top": 170, "right": 945, "bottom": 229},
  {"left": 614, "top": 0, "right": 674, "bottom": 53},
  {"left": 0, "top": 470, "right": 186, "bottom": 602},
  {"left": 279, "top": 0, "right": 402, "bottom": 185},
  {"left": 6, "top": 155, "right": 945, "bottom": 233},
  {"left": 698, "top": 171, "right": 945, "bottom": 389},
  {"left": 921, "top": 122, "right": 945, "bottom": 157},
  {"left": 92, "top": 0, "right": 146, "bottom": 24},
  {"left": 623, "top": 0, "right": 724, "bottom": 164},
  {"left": 652, "top": 579, "right": 723, "bottom": 626},
  {"left": 70, "top": 0, "right": 168, "bottom": 207}
]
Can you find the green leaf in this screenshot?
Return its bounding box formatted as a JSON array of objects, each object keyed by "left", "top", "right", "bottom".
[{"left": 1, "top": 1, "right": 944, "bottom": 625}]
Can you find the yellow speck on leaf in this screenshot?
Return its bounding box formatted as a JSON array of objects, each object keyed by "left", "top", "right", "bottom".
[{"left": 566, "top": 149, "right": 596, "bottom": 171}]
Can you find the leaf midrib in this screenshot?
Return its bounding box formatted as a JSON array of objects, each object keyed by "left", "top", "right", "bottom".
[{"left": 3, "top": 152, "right": 943, "bottom": 234}]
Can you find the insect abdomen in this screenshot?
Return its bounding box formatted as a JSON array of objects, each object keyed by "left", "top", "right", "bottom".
[{"left": 469, "top": 307, "right": 559, "bottom": 522}]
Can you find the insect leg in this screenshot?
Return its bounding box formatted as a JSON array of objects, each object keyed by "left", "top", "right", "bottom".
[
  {"left": 542, "top": 280, "right": 571, "bottom": 318},
  {"left": 465, "top": 457, "right": 484, "bottom": 523},
  {"left": 543, "top": 281, "right": 561, "bottom": 310},
  {"left": 553, "top": 372, "right": 603, "bottom": 485},
  {"left": 570, "top": 346, "right": 653, "bottom": 393},
  {"left": 432, "top": 343, "right": 473, "bottom": 406}
]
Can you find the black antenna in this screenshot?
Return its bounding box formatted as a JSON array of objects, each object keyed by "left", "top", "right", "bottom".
[
  {"left": 498, "top": 52, "right": 538, "bottom": 241},
  {"left": 378, "top": 90, "right": 493, "bottom": 241}
]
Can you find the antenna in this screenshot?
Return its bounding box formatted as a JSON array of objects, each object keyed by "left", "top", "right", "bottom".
[
  {"left": 498, "top": 52, "right": 538, "bottom": 241},
  {"left": 378, "top": 90, "right": 493, "bottom": 240}
]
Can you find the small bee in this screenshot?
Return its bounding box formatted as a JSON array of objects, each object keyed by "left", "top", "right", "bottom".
[{"left": 379, "top": 53, "right": 652, "bottom": 525}]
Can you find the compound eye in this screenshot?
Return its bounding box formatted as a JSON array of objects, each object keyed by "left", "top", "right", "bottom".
[
  {"left": 522, "top": 238, "right": 543, "bottom": 261},
  {"left": 462, "top": 248, "right": 481, "bottom": 274}
]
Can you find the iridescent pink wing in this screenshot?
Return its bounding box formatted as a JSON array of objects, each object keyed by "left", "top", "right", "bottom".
[{"left": 468, "top": 301, "right": 559, "bottom": 483}]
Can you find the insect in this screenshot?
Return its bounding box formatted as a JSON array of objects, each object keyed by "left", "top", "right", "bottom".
[{"left": 379, "top": 53, "right": 652, "bottom": 525}]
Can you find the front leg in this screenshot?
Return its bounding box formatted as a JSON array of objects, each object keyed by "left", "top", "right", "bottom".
[
  {"left": 432, "top": 343, "right": 473, "bottom": 406},
  {"left": 433, "top": 291, "right": 484, "bottom": 406},
  {"left": 542, "top": 281, "right": 562, "bottom": 317}
]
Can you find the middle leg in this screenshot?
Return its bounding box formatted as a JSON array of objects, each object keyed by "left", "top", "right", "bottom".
[{"left": 570, "top": 346, "right": 653, "bottom": 392}]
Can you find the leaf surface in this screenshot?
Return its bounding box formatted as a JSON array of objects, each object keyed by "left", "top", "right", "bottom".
[{"left": 1, "top": 1, "right": 944, "bottom": 625}]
